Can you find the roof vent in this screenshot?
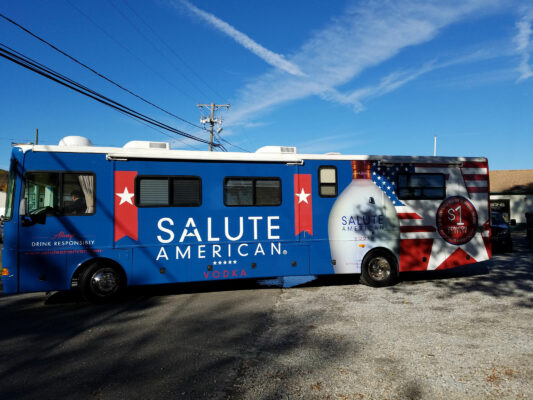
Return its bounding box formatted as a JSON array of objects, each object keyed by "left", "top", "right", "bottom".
[
  {"left": 123, "top": 140, "right": 170, "bottom": 150},
  {"left": 255, "top": 145, "right": 297, "bottom": 154},
  {"left": 58, "top": 136, "right": 93, "bottom": 147}
]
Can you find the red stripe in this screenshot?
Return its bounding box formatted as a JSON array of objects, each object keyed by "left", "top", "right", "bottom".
[
  {"left": 397, "top": 213, "right": 422, "bottom": 220},
  {"left": 294, "top": 174, "right": 313, "bottom": 236},
  {"left": 467, "top": 187, "right": 488, "bottom": 193},
  {"left": 462, "top": 174, "right": 487, "bottom": 181},
  {"left": 114, "top": 171, "right": 138, "bottom": 242},
  {"left": 462, "top": 161, "right": 487, "bottom": 168},
  {"left": 400, "top": 226, "right": 436, "bottom": 233}
]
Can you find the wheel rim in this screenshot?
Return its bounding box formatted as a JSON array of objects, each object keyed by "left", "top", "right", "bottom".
[
  {"left": 367, "top": 256, "right": 391, "bottom": 281},
  {"left": 90, "top": 268, "right": 119, "bottom": 297}
]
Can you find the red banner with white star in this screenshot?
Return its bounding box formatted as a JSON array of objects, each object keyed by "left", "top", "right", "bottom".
[
  {"left": 294, "top": 174, "right": 313, "bottom": 236},
  {"left": 114, "top": 171, "right": 138, "bottom": 242}
]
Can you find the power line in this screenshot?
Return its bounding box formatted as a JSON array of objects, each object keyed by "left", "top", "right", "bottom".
[
  {"left": 0, "top": 11, "right": 205, "bottom": 131},
  {"left": 65, "top": 0, "right": 200, "bottom": 104},
  {"left": 120, "top": 0, "right": 230, "bottom": 104},
  {"left": 0, "top": 43, "right": 219, "bottom": 146},
  {"left": 108, "top": 0, "right": 212, "bottom": 102},
  {"left": 122, "top": 113, "right": 203, "bottom": 150},
  {"left": 216, "top": 135, "right": 250, "bottom": 153}
]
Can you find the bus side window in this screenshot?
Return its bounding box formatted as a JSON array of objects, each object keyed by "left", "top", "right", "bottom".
[
  {"left": 63, "top": 173, "right": 95, "bottom": 215},
  {"left": 397, "top": 173, "right": 445, "bottom": 200},
  {"left": 136, "top": 176, "right": 202, "bottom": 207},
  {"left": 224, "top": 177, "right": 281, "bottom": 206},
  {"left": 319, "top": 166, "right": 337, "bottom": 197},
  {"left": 24, "top": 172, "right": 95, "bottom": 216}
]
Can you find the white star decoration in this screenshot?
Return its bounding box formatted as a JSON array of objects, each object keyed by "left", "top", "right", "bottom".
[
  {"left": 213, "top": 260, "right": 238, "bottom": 265},
  {"left": 116, "top": 187, "right": 134, "bottom": 205},
  {"left": 295, "top": 188, "right": 311, "bottom": 204},
  {"left": 402, "top": 169, "right": 489, "bottom": 270}
]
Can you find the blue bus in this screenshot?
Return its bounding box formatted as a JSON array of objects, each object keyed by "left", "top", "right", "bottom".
[{"left": 1, "top": 136, "right": 492, "bottom": 302}]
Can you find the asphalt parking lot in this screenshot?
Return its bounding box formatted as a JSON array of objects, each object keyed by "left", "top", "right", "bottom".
[{"left": 0, "top": 232, "right": 532, "bottom": 399}]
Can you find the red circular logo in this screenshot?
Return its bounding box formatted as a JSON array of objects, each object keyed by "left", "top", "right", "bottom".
[{"left": 436, "top": 196, "right": 478, "bottom": 245}]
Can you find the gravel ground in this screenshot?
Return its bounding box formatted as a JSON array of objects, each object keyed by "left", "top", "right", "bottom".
[
  {"left": 0, "top": 233, "right": 531, "bottom": 399},
  {"left": 228, "top": 232, "right": 533, "bottom": 400}
]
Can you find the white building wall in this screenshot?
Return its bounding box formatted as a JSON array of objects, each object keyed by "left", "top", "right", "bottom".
[{"left": 490, "top": 194, "right": 533, "bottom": 224}]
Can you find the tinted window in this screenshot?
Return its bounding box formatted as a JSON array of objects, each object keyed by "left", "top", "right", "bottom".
[
  {"left": 137, "top": 176, "right": 201, "bottom": 207},
  {"left": 172, "top": 177, "right": 202, "bottom": 206},
  {"left": 224, "top": 178, "right": 281, "bottom": 206},
  {"left": 256, "top": 180, "right": 280, "bottom": 206},
  {"left": 139, "top": 179, "right": 168, "bottom": 205},
  {"left": 397, "top": 173, "right": 445, "bottom": 200}
]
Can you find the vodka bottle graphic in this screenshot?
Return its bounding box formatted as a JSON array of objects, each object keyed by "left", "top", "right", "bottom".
[{"left": 328, "top": 160, "right": 399, "bottom": 273}]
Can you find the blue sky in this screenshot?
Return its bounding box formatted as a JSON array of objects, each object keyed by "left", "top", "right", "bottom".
[{"left": 0, "top": 0, "right": 532, "bottom": 170}]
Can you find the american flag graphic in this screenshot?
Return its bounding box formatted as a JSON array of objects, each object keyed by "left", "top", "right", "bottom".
[{"left": 370, "top": 160, "right": 490, "bottom": 271}]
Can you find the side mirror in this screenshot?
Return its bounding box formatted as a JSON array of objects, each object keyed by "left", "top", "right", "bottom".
[
  {"left": 31, "top": 212, "right": 46, "bottom": 225},
  {"left": 510, "top": 219, "right": 516, "bottom": 226},
  {"left": 19, "top": 199, "right": 26, "bottom": 216}
]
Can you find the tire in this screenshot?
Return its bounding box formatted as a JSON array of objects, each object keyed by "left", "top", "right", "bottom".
[
  {"left": 360, "top": 249, "right": 398, "bottom": 287},
  {"left": 79, "top": 262, "right": 125, "bottom": 303}
]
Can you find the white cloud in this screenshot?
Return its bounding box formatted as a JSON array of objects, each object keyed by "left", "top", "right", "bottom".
[
  {"left": 323, "top": 62, "right": 436, "bottom": 113},
  {"left": 226, "top": 0, "right": 505, "bottom": 127},
  {"left": 514, "top": 10, "right": 533, "bottom": 81},
  {"left": 323, "top": 50, "right": 498, "bottom": 112},
  {"left": 178, "top": 0, "right": 304, "bottom": 77}
]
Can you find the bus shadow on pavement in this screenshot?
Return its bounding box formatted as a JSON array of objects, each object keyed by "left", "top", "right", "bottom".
[{"left": 43, "top": 276, "right": 284, "bottom": 305}]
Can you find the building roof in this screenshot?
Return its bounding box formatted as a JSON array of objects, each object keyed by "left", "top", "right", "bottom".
[{"left": 490, "top": 170, "right": 533, "bottom": 194}]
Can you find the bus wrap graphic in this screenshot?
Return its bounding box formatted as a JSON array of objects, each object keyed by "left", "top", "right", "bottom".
[
  {"left": 436, "top": 196, "right": 478, "bottom": 245},
  {"left": 294, "top": 174, "right": 313, "bottom": 236},
  {"left": 114, "top": 171, "right": 138, "bottom": 242}
]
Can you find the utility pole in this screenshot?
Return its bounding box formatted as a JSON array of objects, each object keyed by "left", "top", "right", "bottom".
[
  {"left": 197, "top": 103, "right": 230, "bottom": 151},
  {"left": 35, "top": 128, "right": 39, "bottom": 145}
]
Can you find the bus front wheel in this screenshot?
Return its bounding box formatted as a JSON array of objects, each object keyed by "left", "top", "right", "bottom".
[
  {"left": 80, "top": 262, "right": 125, "bottom": 303},
  {"left": 360, "top": 250, "right": 398, "bottom": 287}
]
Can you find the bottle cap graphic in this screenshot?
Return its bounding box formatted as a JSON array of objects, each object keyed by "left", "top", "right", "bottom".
[{"left": 351, "top": 160, "right": 372, "bottom": 180}]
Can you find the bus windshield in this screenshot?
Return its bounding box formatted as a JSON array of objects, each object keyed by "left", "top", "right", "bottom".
[{"left": 4, "top": 161, "right": 16, "bottom": 220}]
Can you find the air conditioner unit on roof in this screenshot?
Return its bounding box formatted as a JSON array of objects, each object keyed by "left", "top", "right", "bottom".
[
  {"left": 58, "top": 136, "right": 93, "bottom": 147},
  {"left": 123, "top": 141, "right": 170, "bottom": 150},
  {"left": 255, "top": 145, "right": 297, "bottom": 154}
]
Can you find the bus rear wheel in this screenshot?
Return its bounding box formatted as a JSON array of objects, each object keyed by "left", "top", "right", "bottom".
[
  {"left": 360, "top": 250, "right": 398, "bottom": 287},
  {"left": 80, "top": 262, "right": 124, "bottom": 303}
]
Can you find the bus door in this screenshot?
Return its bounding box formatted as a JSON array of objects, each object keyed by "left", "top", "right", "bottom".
[
  {"left": 18, "top": 171, "right": 99, "bottom": 292},
  {"left": 296, "top": 161, "right": 345, "bottom": 275}
]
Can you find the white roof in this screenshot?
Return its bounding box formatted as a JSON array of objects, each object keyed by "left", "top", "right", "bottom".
[{"left": 15, "top": 139, "right": 487, "bottom": 165}]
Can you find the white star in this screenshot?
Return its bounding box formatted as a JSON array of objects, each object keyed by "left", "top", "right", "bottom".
[
  {"left": 295, "top": 188, "right": 311, "bottom": 204},
  {"left": 116, "top": 187, "right": 134, "bottom": 205}
]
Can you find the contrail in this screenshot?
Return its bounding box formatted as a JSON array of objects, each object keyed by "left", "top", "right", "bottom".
[{"left": 180, "top": 0, "right": 305, "bottom": 76}]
